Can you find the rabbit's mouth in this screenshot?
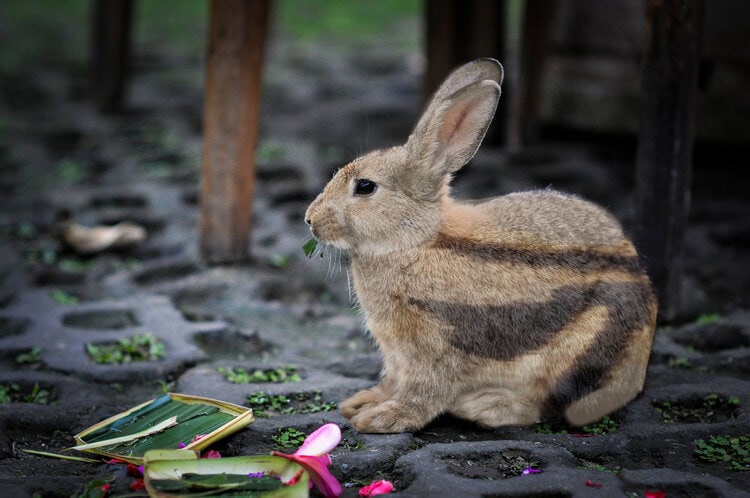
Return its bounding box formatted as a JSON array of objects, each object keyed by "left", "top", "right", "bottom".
[{"left": 308, "top": 225, "right": 350, "bottom": 252}]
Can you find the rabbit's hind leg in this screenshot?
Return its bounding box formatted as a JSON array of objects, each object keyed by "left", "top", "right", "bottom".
[
  {"left": 563, "top": 321, "right": 653, "bottom": 426},
  {"left": 449, "top": 388, "right": 541, "bottom": 428}
]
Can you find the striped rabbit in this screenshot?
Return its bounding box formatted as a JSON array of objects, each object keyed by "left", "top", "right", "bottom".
[{"left": 305, "top": 59, "right": 657, "bottom": 433}]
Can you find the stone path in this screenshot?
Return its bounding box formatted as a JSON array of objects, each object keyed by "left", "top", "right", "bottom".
[{"left": 1, "top": 9, "right": 750, "bottom": 498}]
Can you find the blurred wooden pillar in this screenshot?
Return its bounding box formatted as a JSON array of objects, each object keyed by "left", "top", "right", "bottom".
[
  {"left": 425, "top": 0, "right": 507, "bottom": 143},
  {"left": 200, "top": 0, "right": 270, "bottom": 264},
  {"left": 510, "top": 0, "right": 553, "bottom": 147},
  {"left": 91, "top": 0, "right": 133, "bottom": 112},
  {"left": 635, "top": 0, "right": 703, "bottom": 320}
]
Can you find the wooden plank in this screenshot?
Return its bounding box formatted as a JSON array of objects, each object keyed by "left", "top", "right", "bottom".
[
  {"left": 199, "top": 0, "right": 270, "bottom": 263},
  {"left": 635, "top": 0, "right": 703, "bottom": 320},
  {"left": 91, "top": 0, "right": 133, "bottom": 111}
]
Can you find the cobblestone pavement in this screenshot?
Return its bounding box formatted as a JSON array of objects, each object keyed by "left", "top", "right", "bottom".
[{"left": 2, "top": 8, "right": 750, "bottom": 498}]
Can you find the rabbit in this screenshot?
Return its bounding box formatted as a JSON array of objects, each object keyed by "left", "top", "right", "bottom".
[{"left": 305, "top": 58, "right": 657, "bottom": 434}]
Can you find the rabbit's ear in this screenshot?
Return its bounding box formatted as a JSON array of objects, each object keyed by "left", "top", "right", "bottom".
[
  {"left": 412, "top": 59, "right": 503, "bottom": 137},
  {"left": 409, "top": 79, "right": 500, "bottom": 183}
]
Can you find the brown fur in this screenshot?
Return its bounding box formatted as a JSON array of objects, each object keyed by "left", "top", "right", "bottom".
[{"left": 305, "top": 59, "right": 657, "bottom": 433}]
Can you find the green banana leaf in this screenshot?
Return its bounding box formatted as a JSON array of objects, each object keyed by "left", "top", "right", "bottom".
[{"left": 73, "top": 393, "right": 254, "bottom": 464}]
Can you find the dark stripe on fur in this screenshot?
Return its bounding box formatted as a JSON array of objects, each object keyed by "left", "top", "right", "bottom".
[
  {"left": 408, "top": 283, "right": 597, "bottom": 361},
  {"left": 432, "top": 233, "right": 644, "bottom": 275},
  {"left": 540, "top": 281, "right": 656, "bottom": 422},
  {"left": 408, "top": 280, "right": 654, "bottom": 421}
]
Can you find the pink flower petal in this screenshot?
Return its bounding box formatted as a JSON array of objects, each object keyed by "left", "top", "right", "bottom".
[
  {"left": 585, "top": 480, "right": 603, "bottom": 488},
  {"left": 295, "top": 423, "right": 341, "bottom": 457},
  {"left": 201, "top": 450, "right": 222, "bottom": 459},
  {"left": 644, "top": 491, "right": 666, "bottom": 498},
  {"left": 272, "top": 451, "right": 342, "bottom": 497},
  {"left": 359, "top": 480, "right": 394, "bottom": 496}
]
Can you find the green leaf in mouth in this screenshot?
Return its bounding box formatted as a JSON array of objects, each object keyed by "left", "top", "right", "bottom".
[{"left": 302, "top": 238, "right": 318, "bottom": 258}]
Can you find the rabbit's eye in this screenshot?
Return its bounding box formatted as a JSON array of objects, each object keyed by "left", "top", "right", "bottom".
[{"left": 354, "top": 179, "right": 377, "bottom": 196}]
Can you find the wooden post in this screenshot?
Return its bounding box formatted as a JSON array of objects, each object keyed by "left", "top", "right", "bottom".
[
  {"left": 91, "top": 0, "right": 133, "bottom": 111},
  {"left": 200, "top": 0, "right": 270, "bottom": 264},
  {"left": 635, "top": 0, "right": 703, "bottom": 320},
  {"left": 510, "top": 0, "right": 553, "bottom": 147},
  {"left": 425, "top": 0, "right": 507, "bottom": 143}
]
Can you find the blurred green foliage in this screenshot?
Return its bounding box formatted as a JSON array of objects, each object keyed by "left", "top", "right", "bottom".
[
  {"left": 277, "top": 0, "right": 421, "bottom": 42},
  {"left": 0, "top": 0, "right": 421, "bottom": 72}
]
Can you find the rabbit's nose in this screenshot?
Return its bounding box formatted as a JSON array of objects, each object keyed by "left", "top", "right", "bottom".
[{"left": 304, "top": 202, "right": 316, "bottom": 225}]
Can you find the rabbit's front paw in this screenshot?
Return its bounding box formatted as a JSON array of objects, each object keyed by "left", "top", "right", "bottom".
[
  {"left": 340, "top": 386, "right": 385, "bottom": 419},
  {"left": 350, "top": 400, "right": 420, "bottom": 434}
]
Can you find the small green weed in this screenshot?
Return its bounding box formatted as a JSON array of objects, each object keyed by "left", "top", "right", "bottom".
[
  {"left": 696, "top": 313, "right": 720, "bottom": 325},
  {"left": 577, "top": 459, "right": 621, "bottom": 474},
  {"left": 582, "top": 416, "right": 618, "bottom": 435},
  {"left": 15, "top": 347, "right": 41, "bottom": 365},
  {"left": 268, "top": 254, "right": 291, "bottom": 268},
  {"left": 72, "top": 478, "right": 113, "bottom": 498},
  {"left": 155, "top": 379, "right": 176, "bottom": 394},
  {"left": 16, "top": 222, "right": 37, "bottom": 239},
  {"left": 114, "top": 257, "right": 143, "bottom": 272},
  {"left": 141, "top": 160, "right": 176, "bottom": 179},
  {"left": 694, "top": 435, "right": 750, "bottom": 471},
  {"left": 57, "top": 257, "right": 96, "bottom": 273},
  {"left": 85, "top": 333, "right": 166, "bottom": 364},
  {"left": 0, "top": 383, "right": 50, "bottom": 404},
  {"left": 272, "top": 427, "right": 307, "bottom": 449},
  {"left": 218, "top": 366, "right": 301, "bottom": 384},
  {"left": 247, "top": 392, "right": 292, "bottom": 417},
  {"left": 706, "top": 393, "right": 740, "bottom": 407},
  {"left": 22, "top": 247, "right": 97, "bottom": 274},
  {"left": 0, "top": 222, "right": 38, "bottom": 241},
  {"left": 246, "top": 390, "right": 336, "bottom": 418},
  {"left": 667, "top": 357, "right": 693, "bottom": 369},
  {"left": 0, "top": 385, "right": 11, "bottom": 404},
  {"left": 49, "top": 289, "right": 79, "bottom": 305},
  {"left": 534, "top": 416, "right": 617, "bottom": 435},
  {"left": 26, "top": 247, "right": 58, "bottom": 266},
  {"left": 341, "top": 435, "right": 365, "bottom": 451},
  {"left": 57, "top": 158, "right": 93, "bottom": 184},
  {"left": 655, "top": 394, "right": 741, "bottom": 424},
  {"left": 257, "top": 142, "right": 286, "bottom": 163},
  {"left": 533, "top": 422, "right": 568, "bottom": 435}
]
